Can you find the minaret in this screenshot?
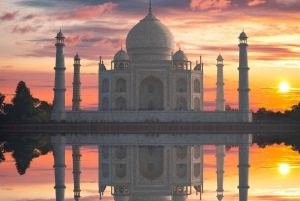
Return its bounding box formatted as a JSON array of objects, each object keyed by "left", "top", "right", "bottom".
[
  {"left": 238, "top": 31, "right": 251, "bottom": 201},
  {"left": 72, "top": 145, "right": 81, "bottom": 201},
  {"left": 238, "top": 31, "right": 250, "bottom": 113},
  {"left": 215, "top": 54, "right": 225, "bottom": 200},
  {"left": 216, "top": 55, "right": 225, "bottom": 111},
  {"left": 51, "top": 29, "right": 66, "bottom": 121},
  {"left": 216, "top": 145, "right": 225, "bottom": 201},
  {"left": 72, "top": 54, "right": 81, "bottom": 111}
]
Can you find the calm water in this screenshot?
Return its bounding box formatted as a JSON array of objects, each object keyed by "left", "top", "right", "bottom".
[{"left": 1, "top": 139, "right": 300, "bottom": 201}]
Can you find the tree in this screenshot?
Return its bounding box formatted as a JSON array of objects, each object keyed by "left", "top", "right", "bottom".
[
  {"left": 11, "top": 81, "right": 36, "bottom": 121},
  {"left": 0, "top": 93, "right": 5, "bottom": 114},
  {"left": 290, "top": 102, "right": 300, "bottom": 121}
]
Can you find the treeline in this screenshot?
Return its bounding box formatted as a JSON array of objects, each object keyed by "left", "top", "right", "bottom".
[
  {"left": 0, "top": 81, "right": 52, "bottom": 122},
  {"left": 253, "top": 105, "right": 300, "bottom": 122},
  {"left": 0, "top": 81, "right": 52, "bottom": 175},
  {"left": 226, "top": 103, "right": 300, "bottom": 122}
]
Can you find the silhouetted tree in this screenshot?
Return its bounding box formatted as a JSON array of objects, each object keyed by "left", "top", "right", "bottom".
[
  {"left": 0, "top": 134, "right": 52, "bottom": 175},
  {"left": 225, "top": 105, "right": 237, "bottom": 111},
  {"left": 0, "top": 93, "right": 5, "bottom": 113},
  {"left": 11, "top": 81, "right": 36, "bottom": 121}
]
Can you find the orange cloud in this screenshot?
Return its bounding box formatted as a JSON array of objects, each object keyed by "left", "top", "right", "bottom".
[
  {"left": 190, "top": 0, "right": 230, "bottom": 10},
  {"left": 0, "top": 11, "right": 18, "bottom": 21},
  {"left": 248, "top": 0, "right": 267, "bottom": 6},
  {"left": 12, "top": 25, "right": 34, "bottom": 34},
  {"left": 58, "top": 3, "right": 118, "bottom": 21}
]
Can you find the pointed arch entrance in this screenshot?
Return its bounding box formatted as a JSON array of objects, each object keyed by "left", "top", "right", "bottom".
[{"left": 139, "top": 75, "right": 163, "bottom": 110}]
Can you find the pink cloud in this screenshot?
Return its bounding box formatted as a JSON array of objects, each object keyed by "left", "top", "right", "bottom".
[
  {"left": 82, "top": 32, "right": 94, "bottom": 40},
  {"left": 93, "top": 39, "right": 112, "bottom": 47},
  {"left": 23, "top": 14, "right": 37, "bottom": 20},
  {"left": 113, "top": 39, "right": 126, "bottom": 50},
  {"left": 190, "top": 0, "right": 231, "bottom": 10},
  {"left": 58, "top": 3, "right": 117, "bottom": 21},
  {"left": 65, "top": 34, "right": 82, "bottom": 45},
  {"left": 12, "top": 25, "right": 34, "bottom": 34},
  {"left": 248, "top": 0, "right": 267, "bottom": 6},
  {"left": 0, "top": 11, "right": 18, "bottom": 21}
]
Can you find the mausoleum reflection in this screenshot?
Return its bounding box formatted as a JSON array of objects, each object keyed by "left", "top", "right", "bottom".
[{"left": 52, "top": 135, "right": 242, "bottom": 201}]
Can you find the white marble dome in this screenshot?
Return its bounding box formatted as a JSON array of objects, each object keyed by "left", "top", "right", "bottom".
[
  {"left": 173, "top": 50, "right": 188, "bottom": 61},
  {"left": 114, "top": 49, "right": 129, "bottom": 61},
  {"left": 126, "top": 13, "right": 175, "bottom": 60}
]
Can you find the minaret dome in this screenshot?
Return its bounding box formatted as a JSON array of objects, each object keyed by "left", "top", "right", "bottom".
[{"left": 239, "top": 31, "right": 248, "bottom": 44}]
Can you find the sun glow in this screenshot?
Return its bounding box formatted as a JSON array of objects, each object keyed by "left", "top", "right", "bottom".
[
  {"left": 279, "top": 164, "right": 290, "bottom": 175},
  {"left": 279, "top": 82, "right": 290, "bottom": 92}
]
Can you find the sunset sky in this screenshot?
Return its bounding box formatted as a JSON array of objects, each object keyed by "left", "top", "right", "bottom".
[{"left": 1, "top": 0, "right": 300, "bottom": 111}]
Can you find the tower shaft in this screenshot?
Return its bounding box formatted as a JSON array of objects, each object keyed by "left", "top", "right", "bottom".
[
  {"left": 52, "top": 32, "right": 66, "bottom": 121},
  {"left": 72, "top": 57, "right": 81, "bottom": 111},
  {"left": 216, "top": 57, "right": 225, "bottom": 111},
  {"left": 216, "top": 145, "right": 225, "bottom": 201},
  {"left": 238, "top": 42, "right": 250, "bottom": 112},
  {"left": 72, "top": 145, "right": 81, "bottom": 201},
  {"left": 52, "top": 135, "right": 66, "bottom": 201}
]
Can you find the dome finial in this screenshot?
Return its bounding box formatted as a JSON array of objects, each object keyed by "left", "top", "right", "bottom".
[
  {"left": 149, "top": 0, "right": 152, "bottom": 14},
  {"left": 179, "top": 45, "right": 181, "bottom": 50},
  {"left": 121, "top": 45, "right": 122, "bottom": 50}
]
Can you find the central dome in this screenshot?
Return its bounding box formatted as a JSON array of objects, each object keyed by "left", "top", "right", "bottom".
[{"left": 126, "top": 13, "right": 175, "bottom": 61}]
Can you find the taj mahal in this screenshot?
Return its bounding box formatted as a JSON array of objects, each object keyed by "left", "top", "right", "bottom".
[{"left": 50, "top": 3, "right": 252, "bottom": 201}]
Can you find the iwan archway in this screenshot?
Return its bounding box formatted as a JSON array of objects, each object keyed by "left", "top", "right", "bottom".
[{"left": 139, "top": 75, "right": 163, "bottom": 110}]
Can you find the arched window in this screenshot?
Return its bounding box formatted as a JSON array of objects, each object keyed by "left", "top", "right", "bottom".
[
  {"left": 116, "top": 97, "right": 126, "bottom": 110},
  {"left": 116, "top": 164, "right": 126, "bottom": 178},
  {"left": 148, "top": 100, "right": 154, "bottom": 109},
  {"left": 114, "top": 63, "right": 118, "bottom": 70},
  {"left": 125, "top": 63, "right": 128, "bottom": 69},
  {"left": 116, "top": 146, "right": 126, "bottom": 160},
  {"left": 119, "top": 63, "right": 124, "bottom": 69},
  {"left": 102, "top": 97, "right": 109, "bottom": 109},
  {"left": 102, "top": 79, "right": 109, "bottom": 93},
  {"left": 116, "top": 78, "right": 126, "bottom": 92},
  {"left": 194, "top": 79, "right": 200, "bottom": 93},
  {"left": 194, "top": 97, "right": 200, "bottom": 110},
  {"left": 184, "top": 63, "right": 188, "bottom": 70},
  {"left": 148, "top": 85, "right": 154, "bottom": 93},
  {"left": 177, "top": 97, "right": 187, "bottom": 110},
  {"left": 178, "top": 63, "right": 183, "bottom": 69},
  {"left": 173, "top": 64, "right": 176, "bottom": 69},
  {"left": 176, "top": 78, "right": 187, "bottom": 92}
]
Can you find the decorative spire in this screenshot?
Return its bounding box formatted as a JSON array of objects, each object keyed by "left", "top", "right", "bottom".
[
  {"left": 149, "top": 0, "right": 152, "bottom": 14},
  {"left": 121, "top": 45, "right": 123, "bottom": 50}
]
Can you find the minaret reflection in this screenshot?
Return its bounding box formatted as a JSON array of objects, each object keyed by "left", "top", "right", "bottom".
[
  {"left": 72, "top": 145, "right": 81, "bottom": 201},
  {"left": 98, "top": 145, "right": 204, "bottom": 201}
]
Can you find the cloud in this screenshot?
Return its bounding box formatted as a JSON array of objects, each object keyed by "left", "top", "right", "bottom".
[
  {"left": 23, "top": 14, "right": 37, "bottom": 20},
  {"left": 248, "top": 0, "right": 267, "bottom": 6},
  {"left": 1, "top": 66, "right": 13, "bottom": 69},
  {"left": 57, "top": 3, "right": 118, "bottom": 21},
  {"left": 12, "top": 25, "right": 34, "bottom": 34},
  {"left": 190, "top": 0, "right": 231, "bottom": 10},
  {"left": 0, "top": 11, "right": 18, "bottom": 21},
  {"left": 93, "top": 39, "right": 112, "bottom": 47},
  {"left": 65, "top": 34, "right": 82, "bottom": 45}
]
